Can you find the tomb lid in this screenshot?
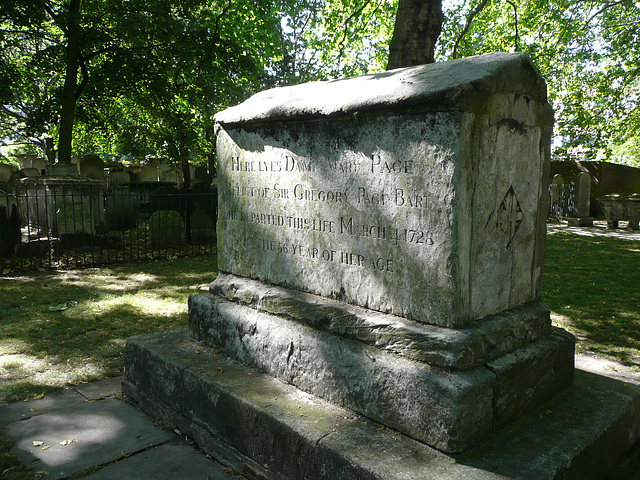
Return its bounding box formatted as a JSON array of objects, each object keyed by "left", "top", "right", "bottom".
[{"left": 215, "top": 52, "right": 549, "bottom": 126}]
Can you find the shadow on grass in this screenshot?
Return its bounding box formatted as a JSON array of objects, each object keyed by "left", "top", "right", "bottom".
[
  {"left": 0, "top": 255, "right": 218, "bottom": 403},
  {"left": 544, "top": 232, "right": 640, "bottom": 368}
]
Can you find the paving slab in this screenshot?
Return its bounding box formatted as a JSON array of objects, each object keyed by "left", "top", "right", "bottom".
[
  {"left": 73, "top": 376, "right": 123, "bottom": 400},
  {"left": 1, "top": 397, "right": 174, "bottom": 479},
  {"left": 83, "top": 441, "right": 242, "bottom": 480},
  {"left": 0, "top": 388, "right": 87, "bottom": 425},
  {"left": 124, "top": 329, "right": 640, "bottom": 480}
]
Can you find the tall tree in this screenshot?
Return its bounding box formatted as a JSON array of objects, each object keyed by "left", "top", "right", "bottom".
[
  {"left": 57, "top": 0, "right": 81, "bottom": 163},
  {"left": 1, "top": 0, "right": 293, "bottom": 165},
  {"left": 387, "top": 0, "right": 443, "bottom": 69}
]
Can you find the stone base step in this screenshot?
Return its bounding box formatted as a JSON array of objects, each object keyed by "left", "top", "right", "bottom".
[{"left": 124, "top": 328, "right": 640, "bottom": 480}]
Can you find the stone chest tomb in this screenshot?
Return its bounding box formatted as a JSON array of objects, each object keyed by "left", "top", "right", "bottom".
[
  {"left": 215, "top": 56, "right": 554, "bottom": 329},
  {"left": 125, "top": 53, "right": 577, "bottom": 469}
]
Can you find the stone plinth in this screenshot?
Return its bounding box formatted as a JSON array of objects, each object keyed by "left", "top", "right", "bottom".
[
  {"left": 625, "top": 194, "right": 640, "bottom": 230},
  {"left": 15, "top": 177, "right": 104, "bottom": 236},
  {"left": 190, "top": 276, "right": 573, "bottom": 452},
  {"left": 126, "top": 52, "right": 576, "bottom": 460},
  {"left": 123, "top": 329, "right": 640, "bottom": 480}
]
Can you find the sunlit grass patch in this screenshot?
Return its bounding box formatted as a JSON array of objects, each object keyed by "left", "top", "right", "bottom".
[
  {"left": 0, "top": 255, "right": 217, "bottom": 403},
  {"left": 544, "top": 232, "right": 640, "bottom": 369}
]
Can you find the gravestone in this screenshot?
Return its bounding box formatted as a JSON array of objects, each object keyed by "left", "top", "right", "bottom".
[
  {"left": 193, "top": 165, "right": 213, "bottom": 185},
  {"left": 138, "top": 165, "right": 159, "bottom": 182},
  {"left": 0, "top": 164, "right": 17, "bottom": 191},
  {"left": 0, "top": 195, "right": 20, "bottom": 258},
  {"left": 190, "top": 208, "right": 215, "bottom": 243},
  {"left": 626, "top": 193, "right": 640, "bottom": 230},
  {"left": 159, "top": 166, "right": 183, "bottom": 186},
  {"left": 149, "top": 210, "right": 185, "bottom": 247},
  {"left": 568, "top": 172, "right": 593, "bottom": 226},
  {"left": 125, "top": 53, "right": 583, "bottom": 475},
  {"left": 600, "top": 193, "right": 625, "bottom": 228},
  {"left": 78, "top": 154, "right": 105, "bottom": 181},
  {"left": 105, "top": 185, "right": 138, "bottom": 230},
  {"left": 17, "top": 154, "right": 37, "bottom": 170},
  {"left": 108, "top": 170, "right": 131, "bottom": 187}
]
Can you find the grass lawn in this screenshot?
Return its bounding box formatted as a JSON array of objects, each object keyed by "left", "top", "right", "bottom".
[
  {"left": 0, "top": 255, "right": 218, "bottom": 404},
  {"left": 0, "top": 232, "right": 639, "bottom": 478},
  {"left": 1, "top": 231, "right": 639, "bottom": 406},
  {"left": 544, "top": 231, "right": 640, "bottom": 369}
]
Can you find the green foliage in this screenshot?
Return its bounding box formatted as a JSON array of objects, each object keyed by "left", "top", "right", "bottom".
[
  {"left": 0, "top": 0, "right": 297, "bottom": 164},
  {"left": 4, "top": 1, "right": 640, "bottom": 167},
  {"left": 299, "top": 0, "right": 398, "bottom": 79},
  {"left": 439, "top": 0, "right": 640, "bottom": 164}
]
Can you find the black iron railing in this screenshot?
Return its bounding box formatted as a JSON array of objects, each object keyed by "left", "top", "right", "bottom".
[{"left": 1, "top": 181, "right": 217, "bottom": 270}]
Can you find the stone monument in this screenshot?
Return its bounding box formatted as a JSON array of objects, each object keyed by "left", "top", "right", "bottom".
[
  {"left": 568, "top": 172, "right": 593, "bottom": 227},
  {"left": 124, "top": 53, "right": 640, "bottom": 478}
]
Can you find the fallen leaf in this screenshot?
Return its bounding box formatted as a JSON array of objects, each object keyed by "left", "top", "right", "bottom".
[
  {"left": 33, "top": 393, "right": 44, "bottom": 400},
  {"left": 41, "top": 445, "right": 51, "bottom": 450},
  {"left": 60, "top": 438, "right": 76, "bottom": 446},
  {"left": 33, "top": 441, "right": 44, "bottom": 446},
  {"left": 48, "top": 303, "right": 69, "bottom": 312}
]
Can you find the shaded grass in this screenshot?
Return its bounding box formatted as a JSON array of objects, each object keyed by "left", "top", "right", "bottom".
[
  {"left": 544, "top": 232, "right": 640, "bottom": 369},
  {"left": 0, "top": 255, "right": 217, "bottom": 404}
]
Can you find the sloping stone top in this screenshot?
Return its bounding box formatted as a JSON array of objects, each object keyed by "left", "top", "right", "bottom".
[{"left": 215, "top": 52, "right": 548, "bottom": 125}]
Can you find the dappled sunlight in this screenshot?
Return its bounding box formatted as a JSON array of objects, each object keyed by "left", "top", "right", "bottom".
[
  {"left": 0, "top": 255, "right": 216, "bottom": 402},
  {"left": 0, "top": 351, "right": 108, "bottom": 402},
  {"left": 82, "top": 292, "right": 186, "bottom": 318},
  {"left": 0, "top": 338, "right": 31, "bottom": 356},
  {"left": 548, "top": 220, "right": 640, "bottom": 241},
  {"left": 544, "top": 231, "right": 640, "bottom": 369}
]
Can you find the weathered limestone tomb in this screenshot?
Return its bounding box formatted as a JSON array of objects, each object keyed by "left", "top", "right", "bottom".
[{"left": 125, "top": 52, "right": 577, "bottom": 465}]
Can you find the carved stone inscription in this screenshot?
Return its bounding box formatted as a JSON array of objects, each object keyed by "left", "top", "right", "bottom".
[
  {"left": 217, "top": 108, "right": 545, "bottom": 327},
  {"left": 217, "top": 113, "right": 462, "bottom": 325}
]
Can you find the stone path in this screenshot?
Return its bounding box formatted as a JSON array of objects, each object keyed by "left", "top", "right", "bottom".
[
  {"left": 0, "top": 377, "right": 246, "bottom": 480},
  {"left": 548, "top": 219, "right": 640, "bottom": 240}
]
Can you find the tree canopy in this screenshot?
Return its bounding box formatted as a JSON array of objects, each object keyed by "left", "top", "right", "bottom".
[{"left": 2, "top": 0, "right": 640, "bottom": 167}]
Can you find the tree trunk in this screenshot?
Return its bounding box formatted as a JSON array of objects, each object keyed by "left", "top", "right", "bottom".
[
  {"left": 58, "top": 0, "right": 81, "bottom": 163},
  {"left": 387, "top": 0, "right": 443, "bottom": 70}
]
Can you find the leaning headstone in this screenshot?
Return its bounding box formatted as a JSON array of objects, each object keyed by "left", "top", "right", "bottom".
[
  {"left": 124, "top": 53, "right": 577, "bottom": 471},
  {"left": 0, "top": 164, "right": 17, "bottom": 187},
  {"left": 78, "top": 154, "right": 105, "bottom": 181},
  {"left": 568, "top": 172, "right": 594, "bottom": 226},
  {"left": 149, "top": 210, "right": 185, "bottom": 247}
]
